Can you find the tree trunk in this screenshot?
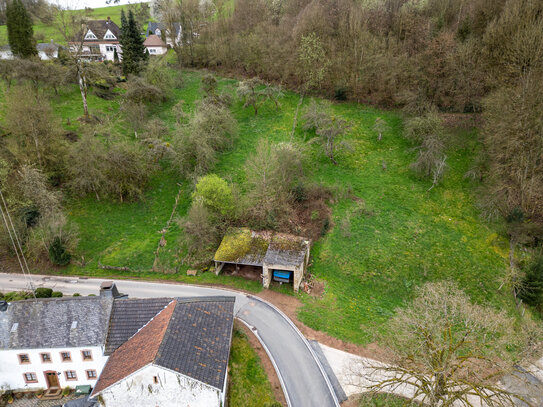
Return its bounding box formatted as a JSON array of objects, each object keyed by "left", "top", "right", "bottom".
[{"left": 77, "top": 68, "right": 89, "bottom": 120}]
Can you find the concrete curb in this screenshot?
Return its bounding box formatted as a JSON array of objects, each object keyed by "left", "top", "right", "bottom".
[{"left": 237, "top": 318, "right": 293, "bottom": 407}]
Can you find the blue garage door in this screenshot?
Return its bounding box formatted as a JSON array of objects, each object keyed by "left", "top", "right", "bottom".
[{"left": 273, "top": 270, "right": 293, "bottom": 283}]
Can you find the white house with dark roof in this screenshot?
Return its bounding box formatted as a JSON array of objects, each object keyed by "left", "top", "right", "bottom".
[
  {"left": 0, "top": 296, "right": 112, "bottom": 395},
  {"left": 0, "top": 41, "right": 61, "bottom": 60},
  {"left": 70, "top": 18, "right": 121, "bottom": 62},
  {"left": 0, "top": 285, "right": 235, "bottom": 406},
  {"left": 146, "top": 21, "right": 181, "bottom": 47},
  {"left": 143, "top": 34, "right": 168, "bottom": 55},
  {"left": 90, "top": 297, "right": 235, "bottom": 407}
]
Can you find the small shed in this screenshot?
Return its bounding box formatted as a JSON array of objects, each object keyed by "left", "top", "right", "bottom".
[{"left": 214, "top": 228, "right": 310, "bottom": 291}]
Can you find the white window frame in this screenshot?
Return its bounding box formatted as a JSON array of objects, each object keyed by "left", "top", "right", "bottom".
[
  {"left": 85, "top": 30, "right": 97, "bottom": 40},
  {"left": 104, "top": 29, "right": 117, "bottom": 40},
  {"left": 105, "top": 45, "right": 116, "bottom": 52}
]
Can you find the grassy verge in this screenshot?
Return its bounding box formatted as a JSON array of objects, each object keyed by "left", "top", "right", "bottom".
[{"left": 228, "top": 326, "right": 280, "bottom": 407}]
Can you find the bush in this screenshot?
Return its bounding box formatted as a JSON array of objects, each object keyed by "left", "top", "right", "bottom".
[
  {"left": 173, "top": 100, "right": 238, "bottom": 177},
  {"left": 48, "top": 236, "right": 71, "bottom": 266},
  {"left": 124, "top": 76, "right": 165, "bottom": 104},
  {"left": 519, "top": 252, "right": 543, "bottom": 309},
  {"left": 73, "top": 293, "right": 81, "bottom": 297},
  {"left": 192, "top": 174, "right": 235, "bottom": 219},
  {"left": 51, "top": 291, "right": 63, "bottom": 298},
  {"left": 4, "top": 291, "right": 32, "bottom": 301},
  {"left": 34, "top": 288, "right": 53, "bottom": 298}
]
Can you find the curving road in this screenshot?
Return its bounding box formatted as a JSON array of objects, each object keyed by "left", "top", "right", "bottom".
[{"left": 0, "top": 273, "right": 339, "bottom": 407}]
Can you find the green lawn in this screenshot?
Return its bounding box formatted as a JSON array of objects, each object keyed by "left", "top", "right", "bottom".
[
  {"left": 228, "top": 326, "right": 280, "bottom": 407},
  {"left": 0, "top": 4, "right": 148, "bottom": 46},
  {"left": 0, "top": 66, "right": 515, "bottom": 345}
]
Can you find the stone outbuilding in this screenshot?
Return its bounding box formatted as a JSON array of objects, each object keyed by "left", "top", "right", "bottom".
[{"left": 214, "top": 228, "right": 310, "bottom": 291}]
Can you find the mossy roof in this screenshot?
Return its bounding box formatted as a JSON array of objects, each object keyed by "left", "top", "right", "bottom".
[
  {"left": 214, "top": 228, "right": 271, "bottom": 266},
  {"left": 214, "top": 228, "right": 309, "bottom": 268}
]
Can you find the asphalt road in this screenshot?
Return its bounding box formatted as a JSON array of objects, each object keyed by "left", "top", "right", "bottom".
[{"left": 0, "top": 273, "right": 339, "bottom": 407}]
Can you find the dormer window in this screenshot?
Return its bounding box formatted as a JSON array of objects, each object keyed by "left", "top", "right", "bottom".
[
  {"left": 155, "top": 28, "right": 161, "bottom": 36},
  {"left": 85, "top": 30, "right": 97, "bottom": 40},
  {"left": 104, "top": 29, "right": 116, "bottom": 40}
]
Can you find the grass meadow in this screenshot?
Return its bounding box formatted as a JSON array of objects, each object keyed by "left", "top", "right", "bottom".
[{"left": 0, "top": 64, "right": 515, "bottom": 345}]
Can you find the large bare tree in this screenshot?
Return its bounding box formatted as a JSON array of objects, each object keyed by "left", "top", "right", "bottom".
[{"left": 349, "top": 281, "right": 542, "bottom": 407}]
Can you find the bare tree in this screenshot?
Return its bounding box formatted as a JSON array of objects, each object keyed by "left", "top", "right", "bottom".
[
  {"left": 54, "top": 6, "right": 92, "bottom": 120},
  {"left": 237, "top": 78, "right": 283, "bottom": 115},
  {"left": 302, "top": 100, "right": 351, "bottom": 165},
  {"left": 353, "top": 281, "right": 542, "bottom": 407}
]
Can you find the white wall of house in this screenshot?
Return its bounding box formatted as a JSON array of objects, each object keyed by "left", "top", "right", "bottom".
[
  {"left": 38, "top": 50, "right": 58, "bottom": 60},
  {"left": 99, "top": 44, "right": 120, "bottom": 61},
  {"left": 97, "top": 364, "right": 222, "bottom": 407},
  {"left": 0, "top": 50, "right": 13, "bottom": 60},
  {"left": 0, "top": 346, "right": 108, "bottom": 391},
  {"left": 145, "top": 46, "right": 167, "bottom": 55}
]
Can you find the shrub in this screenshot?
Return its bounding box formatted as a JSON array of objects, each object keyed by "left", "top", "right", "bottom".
[
  {"left": 73, "top": 293, "right": 81, "bottom": 297},
  {"left": 51, "top": 291, "right": 63, "bottom": 298},
  {"left": 519, "top": 252, "right": 543, "bottom": 310},
  {"left": 178, "top": 200, "right": 221, "bottom": 264},
  {"left": 104, "top": 142, "right": 150, "bottom": 202},
  {"left": 192, "top": 174, "right": 235, "bottom": 219},
  {"left": 34, "top": 288, "right": 53, "bottom": 298},
  {"left": 173, "top": 100, "right": 237, "bottom": 177},
  {"left": 48, "top": 236, "right": 71, "bottom": 266},
  {"left": 124, "top": 76, "right": 165, "bottom": 104}
]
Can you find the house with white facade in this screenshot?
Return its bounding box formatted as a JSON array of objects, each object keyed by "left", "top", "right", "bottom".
[
  {"left": 0, "top": 285, "right": 235, "bottom": 406},
  {"left": 90, "top": 297, "right": 234, "bottom": 407},
  {"left": 143, "top": 34, "right": 168, "bottom": 55},
  {"left": 70, "top": 18, "right": 121, "bottom": 62},
  {"left": 0, "top": 296, "right": 112, "bottom": 396},
  {"left": 146, "top": 21, "right": 181, "bottom": 47},
  {"left": 0, "top": 41, "right": 61, "bottom": 60}
]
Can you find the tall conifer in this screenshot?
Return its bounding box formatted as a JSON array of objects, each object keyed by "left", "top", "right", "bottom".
[
  {"left": 6, "top": 0, "right": 37, "bottom": 58},
  {"left": 120, "top": 9, "right": 146, "bottom": 75}
]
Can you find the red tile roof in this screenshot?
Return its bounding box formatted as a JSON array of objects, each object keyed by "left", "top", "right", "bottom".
[
  {"left": 90, "top": 300, "right": 176, "bottom": 395},
  {"left": 143, "top": 34, "right": 167, "bottom": 47}
]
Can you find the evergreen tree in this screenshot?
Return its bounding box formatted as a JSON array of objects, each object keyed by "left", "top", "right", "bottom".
[
  {"left": 113, "top": 47, "right": 119, "bottom": 63},
  {"left": 120, "top": 9, "right": 147, "bottom": 75},
  {"left": 6, "top": 0, "right": 37, "bottom": 58}
]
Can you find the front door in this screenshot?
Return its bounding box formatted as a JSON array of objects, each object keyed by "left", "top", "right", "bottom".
[{"left": 44, "top": 371, "right": 59, "bottom": 388}]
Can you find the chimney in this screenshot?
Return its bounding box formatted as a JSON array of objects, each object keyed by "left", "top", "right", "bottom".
[
  {"left": 0, "top": 300, "right": 7, "bottom": 312},
  {"left": 100, "top": 281, "right": 120, "bottom": 298}
]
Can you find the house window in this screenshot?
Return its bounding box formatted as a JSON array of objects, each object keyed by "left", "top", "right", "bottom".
[
  {"left": 60, "top": 351, "right": 71, "bottom": 362},
  {"left": 41, "top": 353, "right": 51, "bottom": 363},
  {"left": 81, "top": 350, "right": 92, "bottom": 360},
  {"left": 23, "top": 372, "right": 38, "bottom": 383},
  {"left": 105, "top": 33, "right": 116, "bottom": 39},
  {"left": 86, "top": 370, "right": 97, "bottom": 379},
  {"left": 65, "top": 370, "right": 77, "bottom": 380},
  {"left": 85, "top": 30, "right": 97, "bottom": 40},
  {"left": 105, "top": 45, "right": 116, "bottom": 52},
  {"left": 18, "top": 353, "right": 30, "bottom": 364},
  {"left": 149, "top": 48, "right": 156, "bottom": 54}
]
